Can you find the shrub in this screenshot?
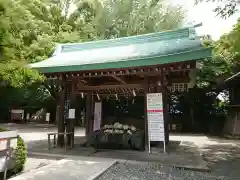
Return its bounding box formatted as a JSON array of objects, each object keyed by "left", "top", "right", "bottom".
[
  {"left": 0, "top": 128, "right": 6, "bottom": 132},
  {"left": 12, "top": 136, "right": 27, "bottom": 174},
  {"left": 0, "top": 134, "right": 27, "bottom": 179}
]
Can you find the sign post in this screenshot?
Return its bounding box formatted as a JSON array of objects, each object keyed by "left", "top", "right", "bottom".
[{"left": 147, "top": 93, "right": 166, "bottom": 153}]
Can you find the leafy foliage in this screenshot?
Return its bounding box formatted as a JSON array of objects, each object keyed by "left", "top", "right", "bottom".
[
  {"left": 0, "top": 0, "right": 45, "bottom": 87},
  {"left": 197, "top": 19, "right": 240, "bottom": 87},
  {"left": 0, "top": 0, "right": 185, "bottom": 112},
  {"left": 195, "top": 0, "right": 239, "bottom": 18},
  {"left": 13, "top": 136, "right": 27, "bottom": 174},
  {"left": 82, "top": 0, "right": 185, "bottom": 39}
]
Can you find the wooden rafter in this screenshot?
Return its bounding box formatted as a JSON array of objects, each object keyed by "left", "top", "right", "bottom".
[
  {"left": 77, "top": 83, "right": 144, "bottom": 91},
  {"left": 45, "top": 61, "right": 196, "bottom": 79},
  {"left": 111, "top": 75, "right": 126, "bottom": 84}
]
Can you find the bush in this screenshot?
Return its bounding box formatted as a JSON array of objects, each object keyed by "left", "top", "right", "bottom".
[
  {"left": 0, "top": 128, "right": 6, "bottom": 132},
  {"left": 12, "top": 136, "right": 27, "bottom": 174},
  {"left": 0, "top": 136, "right": 27, "bottom": 179}
]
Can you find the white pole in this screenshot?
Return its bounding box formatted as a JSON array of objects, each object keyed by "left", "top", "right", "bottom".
[
  {"left": 148, "top": 138, "right": 151, "bottom": 154},
  {"left": 163, "top": 140, "right": 166, "bottom": 153}
]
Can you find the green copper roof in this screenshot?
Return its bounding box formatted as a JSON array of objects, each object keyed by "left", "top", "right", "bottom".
[{"left": 29, "top": 26, "right": 212, "bottom": 73}]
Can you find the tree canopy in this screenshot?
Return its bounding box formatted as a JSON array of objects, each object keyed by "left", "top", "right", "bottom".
[
  {"left": 195, "top": 0, "right": 239, "bottom": 18},
  {"left": 0, "top": 0, "right": 186, "bottom": 113},
  {"left": 1, "top": 0, "right": 185, "bottom": 64},
  {"left": 197, "top": 19, "right": 240, "bottom": 87}
]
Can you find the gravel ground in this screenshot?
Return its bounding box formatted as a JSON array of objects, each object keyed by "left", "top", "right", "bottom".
[{"left": 96, "top": 162, "right": 239, "bottom": 180}]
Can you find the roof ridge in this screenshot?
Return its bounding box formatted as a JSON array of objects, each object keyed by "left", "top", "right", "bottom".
[
  {"left": 53, "top": 25, "right": 199, "bottom": 55},
  {"left": 64, "top": 27, "right": 189, "bottom": 45}
]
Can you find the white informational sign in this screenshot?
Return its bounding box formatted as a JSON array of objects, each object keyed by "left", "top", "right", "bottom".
[
  {"left": 147, "top": 93, "right": 166, "bottom": 153},
  {"left": 46, "top": 113, "right": 50, "bottom": 122},
  {"left": 93, "top": 102, "right": 102, "bottom": 131},
  {"left": 26, "top": 113, "right": 30, "bottom": 120},
  {"left": 68, "top": 109, "right": 75, "bottom": 119}
]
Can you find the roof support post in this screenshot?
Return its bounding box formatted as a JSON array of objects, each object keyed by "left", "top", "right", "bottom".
[
  {"left": 66, "top": 79, "right": 77, "bottom": 148},
  {"left": 160, "top": 74, "right": 170, "bottom": 144},
  {"left": 144, "top": 76, "right": 149, "bottom": 147},
  {"left": 85, "top": 92, "right": 93, "bottom": 136},
  {"left": 57, "top": 76, "right": 66, "bottom": 147}
]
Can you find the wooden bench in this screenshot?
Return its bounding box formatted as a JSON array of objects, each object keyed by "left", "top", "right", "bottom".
[{"left": 47, "top": 132, "right": 74, "bottom": 151}]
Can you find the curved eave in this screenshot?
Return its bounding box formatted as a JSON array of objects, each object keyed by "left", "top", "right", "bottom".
[{"left": 31, "top": 48, "right": 212, "bottom": 73}]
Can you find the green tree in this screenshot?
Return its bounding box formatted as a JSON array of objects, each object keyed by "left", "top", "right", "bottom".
[
  {"left": 195, "top": 0, "right": 239, "bottom": 18},
  {"left": 0, "top": 0, "right": 45, "bottom": 87},
  {"left": 197, "top": 19, "right": 240, "bottom": 87},
  {"left": 0, "top": 0, "right": 186, "bottom": 116},
  {"left": 78, "top": 0, "right": 185, "bottom": 40}
]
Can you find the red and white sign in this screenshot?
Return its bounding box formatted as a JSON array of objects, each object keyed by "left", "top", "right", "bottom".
[{"left": 147, "top": 93, "right": 165, "bottom": 142}]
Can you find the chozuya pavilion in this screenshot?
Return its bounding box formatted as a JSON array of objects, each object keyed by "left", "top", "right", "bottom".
[{"left": 29, "top": 24, "right": 212, "bottom": 150}]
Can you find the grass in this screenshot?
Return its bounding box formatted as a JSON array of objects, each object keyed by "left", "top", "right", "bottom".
[{"left": 0, "top": 127, "right": 7, "bottom": 132}]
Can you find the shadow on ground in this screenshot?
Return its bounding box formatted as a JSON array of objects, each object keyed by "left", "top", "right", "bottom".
[
  {"left": 26, "top": 136, "right": 208, "bottom": 171},
  {"left": 200, "top": 138, "right": 240, "bottom": 177}
]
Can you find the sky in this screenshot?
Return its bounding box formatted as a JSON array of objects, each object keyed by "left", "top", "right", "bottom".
[{"left": 173, "top": 0, "right": 239, "bottom": 40}]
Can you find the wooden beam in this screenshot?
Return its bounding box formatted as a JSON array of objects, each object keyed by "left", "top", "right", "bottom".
[
  {"left": 111, "top": 75, "right": 126, "bottom": 84},
  {"left": 85, "top": 92, "right": 93, "bottom": 135},
  {"left": 45, "top": 61, "right": 196, "bottom": 79},
  {"left": 78, "top": 83, "right": 144, "bottom": 91},
  {"left": 144, "top": 76, "right": 149, "bottom": 146}
]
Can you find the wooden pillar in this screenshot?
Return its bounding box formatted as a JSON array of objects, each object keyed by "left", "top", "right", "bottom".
[
  {"left": 93, "top": 100, "right": 102, "bottom": 131},
  {"left": 85, "top": 92, "right": 93, "bottom": 135},
  {"left": 57, "top": 77, "right": 66, "bottom": 147},
  {"left": 144, "top": 77, "right": 149, "bottom": 146},
  {"left": 90, "top": 94, "right": 94, "bottom": 132},
  {"left": 66, "top": 79, "right": 76, "bottom": 146},
  {"left": 160, "top": 75, "right": 170, "bottom": 144}
]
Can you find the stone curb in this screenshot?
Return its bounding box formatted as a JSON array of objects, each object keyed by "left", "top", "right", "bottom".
[
  {"left": 224, "top": 134, "right": 240, "bottom": 140},
  {"left": 28, "top": 151, "right": 210, "bottom": 172},
  {"left": 87, "top": 161, "right": 118, "bottom": 180},
  {"left": 170, "top": 164, "right": 210, "bottom": 172},
  {"left": 120, "top": 159, "right": 210, "bottom": 172},
  {"left": 28, "top": 151, "right": 71, "bottom": 159}
]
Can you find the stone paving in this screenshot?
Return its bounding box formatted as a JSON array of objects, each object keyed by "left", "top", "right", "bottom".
[
  {"left": 23, "top": 157, "right": 60, "bottom": 173},
  {"left": 9, "top": 156, "right": 116, "bottom": 180}
]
